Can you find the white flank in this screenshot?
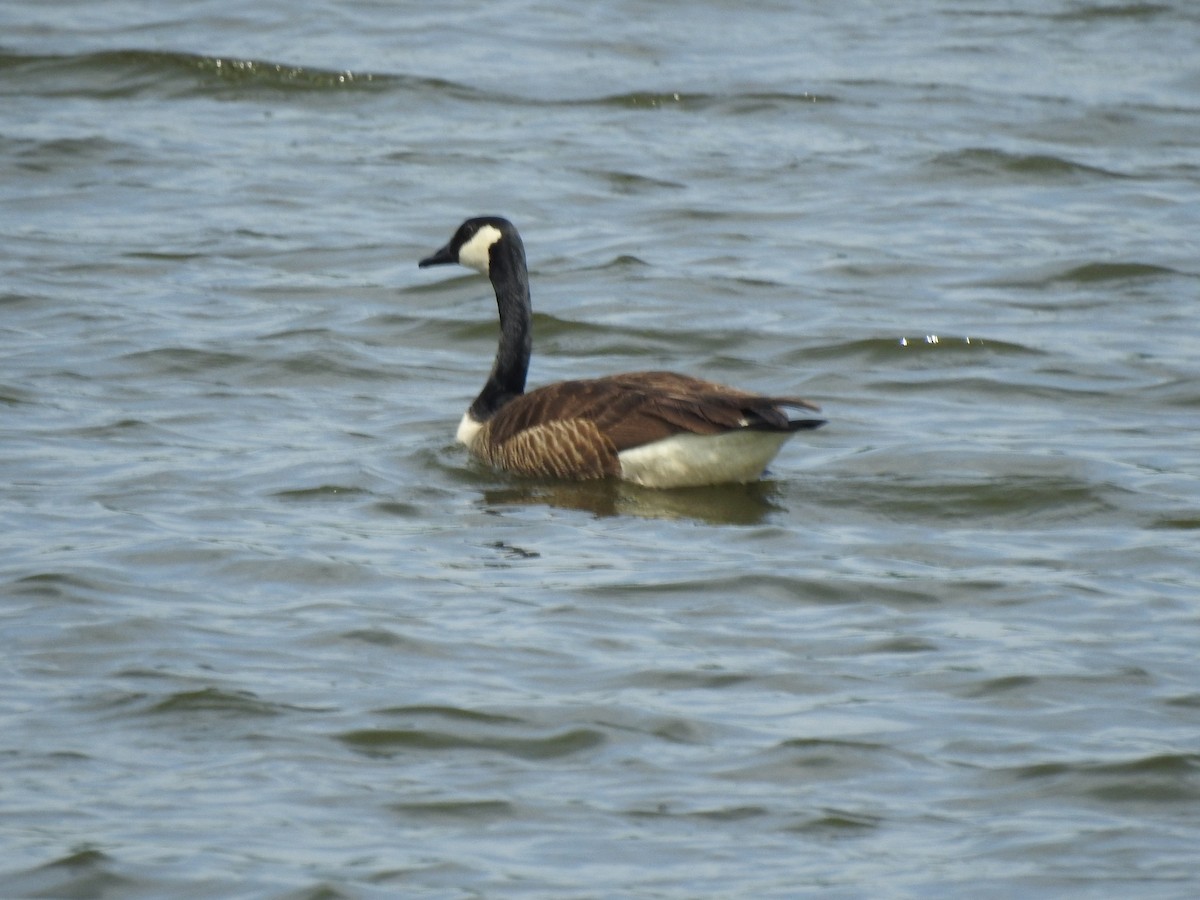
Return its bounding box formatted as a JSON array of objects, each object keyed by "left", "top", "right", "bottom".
[
  {"left": 617, "top": 430, "right": 793, "bottom": 489},
  {"left": 457, "top": 223, "right": 503, "bottom": 275},
  {"left": 456, "top": 410, "right": 483, "bottom": 448}
]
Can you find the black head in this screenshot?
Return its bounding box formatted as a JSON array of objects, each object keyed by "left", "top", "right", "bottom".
[{"left": 419, "top": 216, "right": 516, "bottom": 275}]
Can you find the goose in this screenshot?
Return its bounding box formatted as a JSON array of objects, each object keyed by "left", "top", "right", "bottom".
[{"left": 418, "top": 216, "right": 825, "bottom": 488}]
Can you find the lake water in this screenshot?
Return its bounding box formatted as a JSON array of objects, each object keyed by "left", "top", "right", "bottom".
[{"left": 3, "top": 1, "right": 1199, "bottom": 896}]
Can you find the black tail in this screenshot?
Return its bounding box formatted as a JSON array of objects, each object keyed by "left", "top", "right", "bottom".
[
  {"left": 785, "top": 418, "right": 826, "bottom": 432},
  {"left": 746, "top": 398, "right": 826, "bottom": 433}
]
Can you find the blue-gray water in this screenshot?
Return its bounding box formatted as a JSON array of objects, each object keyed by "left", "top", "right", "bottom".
[{"left": 3, "top": 1, "right": 1200, "bottom": 897}]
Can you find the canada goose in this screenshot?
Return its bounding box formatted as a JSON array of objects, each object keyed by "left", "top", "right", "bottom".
[{"left": 419, "top": 217, "right": 825, "bottom": 488}]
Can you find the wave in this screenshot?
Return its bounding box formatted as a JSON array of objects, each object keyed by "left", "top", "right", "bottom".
[
  {"left": 1050, "top": 261, "right": 1184, "bottom": 282},
  {"left": 1002, "top": 752, "right": 1200, "bottom": 804},
  {"left": 582, "top": 89, "right": 836, "bottom": 110},
  {"left": 781, "top": 336, "right": 1040, "bottom": 367},
  {"left": 1052, "top": 3, "right": 1174, "bottom": 22},
  {"left": 0, "top": 48, "right": 399, "bottom": 99},
  {"left": 930, "top": 147, "right": 1130, "bottom": 181},
  {"left": 2, "top": 49, "right": 840, "bottom": 109},
  {"left": 144, "top": 686, "right": 285, "bottom": 717},
  {"left": 978, "top": 260, "right": 1189, "bottom": 289},
  {"left": 338, "top": 725, "right": 605, "bottom": 760}
]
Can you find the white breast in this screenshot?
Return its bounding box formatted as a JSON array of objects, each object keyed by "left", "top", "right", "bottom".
[
  {"left": 456, "top": 411, "right": 483, "bottom": 448},
  {"left": 617, "top": 430, "right": 793, "bottom": 489}
]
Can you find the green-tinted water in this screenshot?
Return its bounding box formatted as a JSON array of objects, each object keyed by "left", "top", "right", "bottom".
[{"left": 3, "top": 1, "right": 1199, "bottom": 896}]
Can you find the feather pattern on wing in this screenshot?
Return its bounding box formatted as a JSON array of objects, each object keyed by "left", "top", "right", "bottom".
[{"left": 474, "top": 417, "right": 620, "bottom": 479}]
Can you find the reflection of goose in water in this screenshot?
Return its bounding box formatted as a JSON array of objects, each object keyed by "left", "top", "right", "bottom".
[{"left": 420, "top": 217, "right": 825, "bottom": 488}]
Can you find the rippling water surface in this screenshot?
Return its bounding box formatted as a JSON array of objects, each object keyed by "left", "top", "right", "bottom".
[{"left": 3, "top": 1, "right": 1200, "bottom": 896}]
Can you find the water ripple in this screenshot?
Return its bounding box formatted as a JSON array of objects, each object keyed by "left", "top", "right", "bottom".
[
  {"left": 0, "top": 49, "right": 392, "bottom": 98},
  {"left": 931, "top": 147, "right": 1132, "bottom": 181},
  {"left": 337, "top": 725, "right": 606, "bottom": 760}
]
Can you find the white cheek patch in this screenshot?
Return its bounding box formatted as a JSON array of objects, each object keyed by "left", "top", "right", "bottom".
[{"left": 458, "top": 224, "right": 503, "bottom": 275}]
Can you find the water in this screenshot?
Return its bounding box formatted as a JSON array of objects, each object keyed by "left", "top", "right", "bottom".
[{"left": 3, "top": 1, "right": 1200, "bottom": 896}]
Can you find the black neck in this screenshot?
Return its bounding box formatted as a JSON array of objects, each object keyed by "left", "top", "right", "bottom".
[{"left": 469, "top": 232, "right": 532, "bottom": 421}]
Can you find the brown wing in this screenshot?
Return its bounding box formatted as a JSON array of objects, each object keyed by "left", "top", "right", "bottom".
[{"left": 483, "top": 371, "right": 822, "bottom": 454}]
